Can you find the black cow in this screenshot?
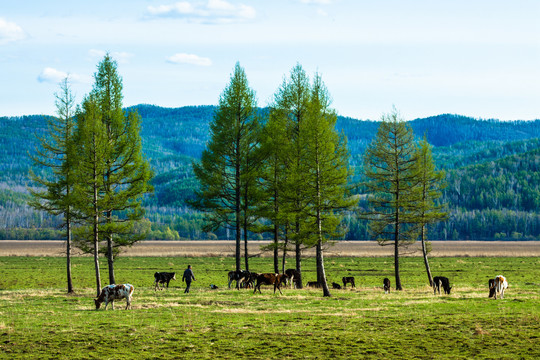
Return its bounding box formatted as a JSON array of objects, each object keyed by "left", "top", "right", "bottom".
[
  {"left": 228, "top": 270, "right": 252, "bottom": 290},
  {"left": 331, "top": 282, "right": 341, "bottom": 289},
  {"left": 342, "top": 276, "right": 356, "bottom": 288},
  {"left": 383, "top": 278, "right": 391, "bottom": 294},
  {"left": 433, "top": 276, "right": 452, "bottom": 295},
  {"left": 306, "top": 281, "right": 321, "bottom": 288},
  {"left": 488, "top": 278, "right": 496, "bottom": 298},
  {"left": 285, "top": 269, "right": 301, "bottom": 289},
  {"left": 253, "top": 273, "right": 288, "bottom": 295},
  {"left": 154, "top": 272, "right": 176, "bottom": 290}
]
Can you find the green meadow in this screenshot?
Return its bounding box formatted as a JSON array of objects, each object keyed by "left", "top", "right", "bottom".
[{"left": 0, "top": 256, "right": 539, "bottom": 359}]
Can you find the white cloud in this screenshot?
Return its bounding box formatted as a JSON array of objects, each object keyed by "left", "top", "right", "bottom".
[
  {"left": 37, "top": 68, "right": 89, "bottom": 84},
  {"left": 147, "top": 1, "right": 256, "bottom": 24},
  {"left": 300, "top": 0, "right": 334, "bottom": 4},
  {"left": 0, "top": 18, "right": 25, "bottom": 45},
  {"left": 88, "top": 49, "right": 134, "bottom": 64},
  {"left": 167, "top": 53, "right": 212, "bottom": 66}
]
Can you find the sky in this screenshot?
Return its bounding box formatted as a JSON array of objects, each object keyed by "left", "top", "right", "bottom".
[{"left": 1, "top": 0, "right": 539, "bottom": 121}]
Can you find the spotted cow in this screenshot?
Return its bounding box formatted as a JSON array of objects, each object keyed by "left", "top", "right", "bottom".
[
  {"left": 492, "top": 275, "right": 508, "bottom": 299},
  {"left": 95, "top": 284, "right": 134, "bottom": 310}
]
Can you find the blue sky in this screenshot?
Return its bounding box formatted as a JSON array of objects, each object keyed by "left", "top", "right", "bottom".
[{"left": 1, "top": 0, "right": 539, "bottom": 120}]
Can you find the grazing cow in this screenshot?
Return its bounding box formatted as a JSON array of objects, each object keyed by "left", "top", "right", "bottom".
[
  {"left": 95, "top": 284, "right": 134, "bottom": 310},
  {"left": 228, "top": 270, "right": 252, "bottom": 289},
  {"left": 154, "top": 272, "right": 176, "bottom": 290},
  {"left": 488, "top": 278, "right": 496, "bottom": 298},
  {"left": 383, "top": 278, "right": 391, "bottom": 294},
  {"left": 306, "top": 281, "right": 321, "bottom": 288},
  {"left": 342, "top": 276, "right": 356, "bottom": 288},
  {"left": 253, "top": 273, "right": 288, "bottom": 295},
  {"left": 433, "top": 276, "right": 452, "bottom": 295},
  {"left": 492, "top": 275, "right": 508, "bottom": 299},
  {"left": 331, "top": 282, "right": 341, "bottom": 289},
  {"left": 285, "top": 269, "right": 301, "bottom": 289}
]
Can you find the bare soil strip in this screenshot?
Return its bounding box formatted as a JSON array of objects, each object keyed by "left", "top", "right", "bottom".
[{"left": 0, "top": 240, "right": 539, "bottom": 257}]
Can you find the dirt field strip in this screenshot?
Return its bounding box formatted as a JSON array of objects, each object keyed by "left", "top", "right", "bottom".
[{"left": 1, "top": 240, "right": 539, "bottom": 257}]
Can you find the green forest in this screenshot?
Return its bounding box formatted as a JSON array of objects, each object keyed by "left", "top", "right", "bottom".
[{"left": 1, "top": 106, "right": 539, "bottom": 241}]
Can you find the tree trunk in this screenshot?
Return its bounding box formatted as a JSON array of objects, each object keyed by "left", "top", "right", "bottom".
[
  {"left": 66, "top": 214, "right": 73, "bottom": 294},
  {"left": 106, "top": 212, "right": 115, "bottom": 285},
  {"left": 93, "top": 210, "right": 101, "bottom": 297},
  {"left": 317, "top": 240, "right": 331, "bottom": 297},
  {"left": 243, "top": 226, "right": 249, "bottom": 272},
  {"left": 235, "top": 149, "right": 241, "bottom": 272},
  {"left": 273, "top": 223, "right": 279, "bottom": 274},
  {"left": 421, "top": 225, "right": 433, "bottom": 286},
  {"left": 281, "top": 227, "right": 288, "bottom": 274},
  {"left": 295, "top": 222, "right": 302, "bottom": 289}
]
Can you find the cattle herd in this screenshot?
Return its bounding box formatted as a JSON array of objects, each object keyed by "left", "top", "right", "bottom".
[{"left": 93, "top": 270, "right": 510, "bottom": 310}]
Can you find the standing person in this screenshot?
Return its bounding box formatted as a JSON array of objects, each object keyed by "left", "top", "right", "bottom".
[{"left": 182, "top": 265, "right": 196, "bottom": 293}]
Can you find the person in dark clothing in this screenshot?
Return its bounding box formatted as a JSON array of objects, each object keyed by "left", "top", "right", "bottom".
[{"left": 182, "top": 265, "right": 196, "bottom": 293}]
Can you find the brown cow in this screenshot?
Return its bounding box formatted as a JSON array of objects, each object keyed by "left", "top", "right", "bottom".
[{"left": 253, "top": 273, "right": 288, "bottom": 295}]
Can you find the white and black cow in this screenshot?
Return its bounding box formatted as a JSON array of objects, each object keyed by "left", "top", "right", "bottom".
[
  {"left": 285, "top": 269, "right": 301, "bottom": 289},
  {"left": 492, "top": 275, "right": 508, "bottom": 299},
  {"left": 383, "top": 278, "right": 391, "bottom": 294},
  {"left": 154, "top": 272, "right": 176, "bottom": 290},
  {"left": 95, "top": 284, "right": 134, "bottom": 310},
  {"left": 433, "top": 276, "right": 452, "bottom": 295},
  {"left": 228, "top": 270, "right": 252, "bottom": 289}
]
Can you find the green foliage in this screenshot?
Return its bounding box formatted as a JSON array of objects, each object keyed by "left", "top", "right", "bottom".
[{"left": 192, "top": 63, "right": 259, "bottom": 270}]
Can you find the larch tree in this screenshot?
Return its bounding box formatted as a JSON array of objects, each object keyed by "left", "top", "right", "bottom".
[
  {"left": 413, "top": 136, "right": 448, "bottom": 286},
  {"left": 88, "top": 54, "right": 153, "bottom": 284},
  {"left": 192, "top": 62, "right": 259, "bottom": 272},
  {"left": 29, "top": 77, "right": 77, "bottom": 293},
  {"left": 72, "top": 95, "right": 109, "bottom": 296},
  {"left": 363, "top": 108, "right": 420, "bottom": 290},
  {"left": 302, "top": 74, "right": 355, "bottom": 297},
  {"left": 258, "top": 106, "right": 291, "bottom": 273},
  {"left": 272, "top": 63, "right": 312, "bottom": 288}
]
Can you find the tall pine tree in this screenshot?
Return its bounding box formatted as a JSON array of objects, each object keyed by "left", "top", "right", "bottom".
[
  {"left": 192, "top": 62, "right": 259, "bottom": 272},
  {"left": 412, "top": 136, "right": 448, "bottom": 286},
  {"left": 363, "top": 108, "right": 419, "bottom": 290},
  {"left": 88, "top": 54, "right": 153, "bottom": 284},
  {"left": 302, "top": 74, "right": 355, "bottom": 297},
  {"left": 29, "top": 77, "right": 77, "bottom": 293}
]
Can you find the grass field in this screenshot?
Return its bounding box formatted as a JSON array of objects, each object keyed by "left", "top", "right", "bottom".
[{"left": 0, "top": 256, "right": 539, "bottom": 359}]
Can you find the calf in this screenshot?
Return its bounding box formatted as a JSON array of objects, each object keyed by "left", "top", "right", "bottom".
[
  {"left": 331, "top": 282, "right": 341, "bottom": 289},
  {"left": 95, "top": 284, "right": 134, "bottom": 310},
  {"left": 383, "top": 278, "right": 391, "bottom": 294},
  {"left": 342, "top": 276, "right": 356, "bottom": 288},
  {"left": 488, "top": 278, "right": 496, "bottom": 298},
  {"left": 285, "top": 269, "right": 301, "bottom": 289},
  {"left": 492, "top": 275, "right": 508, "bottom": 299},
  {"left": 253, "top": 273, "right": 288, "bottom": 295},
  {"left": 433, "top": 276, "right": 452, "bottom": 295},
  {"left": 154, "top": 272, "right": 176, "bottom": 290},
  {"left": 306, "top": 281, "right": 321, "bottom": 288}
]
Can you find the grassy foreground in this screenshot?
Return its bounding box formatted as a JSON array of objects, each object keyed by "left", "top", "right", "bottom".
[{"left": 0, "top": 256, "right": 539, "bottom": 359}]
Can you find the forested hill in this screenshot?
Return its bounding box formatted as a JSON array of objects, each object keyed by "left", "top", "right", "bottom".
[{"left": 1, "top": 105, "right": 539, "bottom": 240}]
